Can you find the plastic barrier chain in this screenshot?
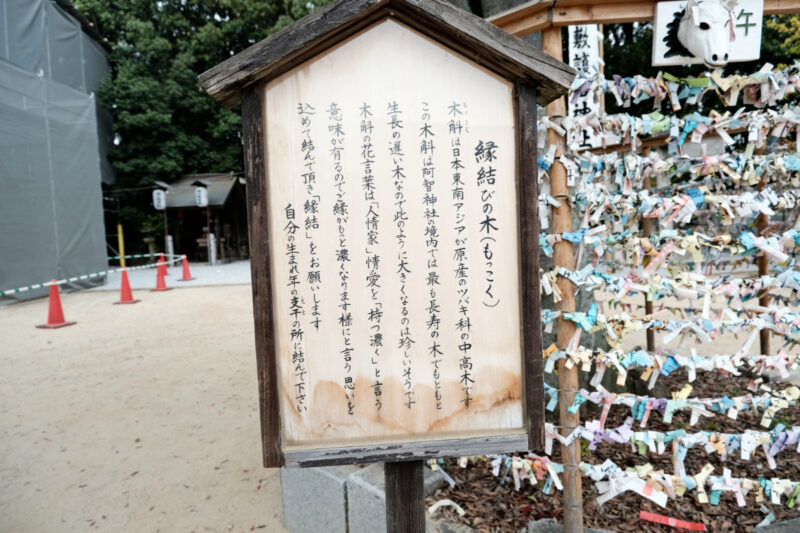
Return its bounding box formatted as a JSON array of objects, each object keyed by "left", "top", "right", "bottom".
[{"left": 0, "top": 255, "right": 182, "bottom": 296}]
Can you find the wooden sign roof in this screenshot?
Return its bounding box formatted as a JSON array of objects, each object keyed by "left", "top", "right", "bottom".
[{"left": 198, "top": 0, "right": 574, "bottom": 108}]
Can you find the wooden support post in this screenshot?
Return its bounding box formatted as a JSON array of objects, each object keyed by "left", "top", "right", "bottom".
[
  {"left": 117, "top": 223, "right": 126, "bottom": 268},
  {"left": 163, "top": 209, "right": 169, "bottom": 250},
  {"left": 598, "top": 24, "right": 605, "bottom": 116},
  {"left": 242, "top": 83, "right": 281, "bottom": 468},
  {"left": 385, "top": 460, "right": 425, "bottom": 533},
  {"left": 640, "top": 146, "right": 655, "bottom": 352},
  {"left": 543, "top": 26, "right": 584, "bottom": 533},
  {"left": 518, "top": 81, "right": 546, "bottom": 450},
  {"left": 757, "top": 146, "right": 770, "bottom": 356}
]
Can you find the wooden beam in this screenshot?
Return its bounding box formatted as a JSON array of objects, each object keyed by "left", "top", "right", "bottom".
[
  {"left": 757, "top": 144, "right": 770, "bottom": 357},
  {"left": 543, "top": 25, "right": 584, "bottom": 533},
  {"left": 489, "top": 0, "right": 657, "bottom": 36},
  {"left": 282, "top": 433, "right": 529, "bottom": 467},
  {"left": 551, "top": 3, "right": 656, "bottom": 26},
  {"left": 640, "top": 145, "right": 655, "bottom": 353},
  {"left": 242, "top": 82, "right": 283, "bottom": 468},
  {"left": 586, "top": 126, "right": 747, "bottom": 156},
  {"left": 517, "top": 81, "right": 545, "bottom": 451},
  {"left": 385, "top": 461, "right": 425, "bottom": 533},
  {"left": 766, "top": 0, "right": 800, "bottom": 15},
  {"left": 489, "top": 1, "right": 553, "bottom": 36},
  {"left": 492, "top": 0, "right": 800, "bottom": 37},
  {"left": 494, "top": 9, "right": 551, "bottom": 36}
]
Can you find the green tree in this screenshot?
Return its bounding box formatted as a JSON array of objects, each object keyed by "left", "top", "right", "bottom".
[
  {"left": 767, "top": 14, "right": 800, "bottom": 65},
  {"left": 74, "top": 0, "right": 328, "bottom": 250}
]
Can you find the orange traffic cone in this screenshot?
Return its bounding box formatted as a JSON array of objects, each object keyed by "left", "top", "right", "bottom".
[
  {"left": 158, "top": 253, "right": 168, "bottom": 276},
  {"left": 36, "top": 281, "right": 76, "bottom": 329},
  {"left": 178, "top": 255, "right": 195, "bottom": 281},
  {"left": 152, "top": 256, "right": 171, "bottom": 292},
  {"left": 114, "top": 267, "right": 140, "bottom": 304}
]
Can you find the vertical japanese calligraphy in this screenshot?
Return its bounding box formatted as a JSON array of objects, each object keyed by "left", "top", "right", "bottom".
[
  {"left": 567, "top": 24, "right": 603, "bottom": 149},
  {"left": 298, "top": 103, "right": 322, "bottom": 331},
  {"left": 448, "top": 101, "right": 475, "bottom": 407},
  {"left": 420, "top": 102, "right": 443, "bottom": 410},
  {"left": 475, "top": 139, "right": 500, "bottom": 309},
  {"left": 264, "top": 19, "right": 523, "bottom": 447},
  {"left": 361, "top": 102, "right": 384, "bottom": 412},
  {"left": 328, "top": 102, "right": 355, "bottom": 415},
  {"left": 283, "top": 203, "right": 307, "bottom": 412},
  {"left": 388, "top": 101, "right": 416, "bottom": 411}
]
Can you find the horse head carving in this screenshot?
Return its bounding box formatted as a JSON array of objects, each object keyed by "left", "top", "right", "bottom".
[{"left": 665, "top": 0, "right": 738, "bottom": 68}]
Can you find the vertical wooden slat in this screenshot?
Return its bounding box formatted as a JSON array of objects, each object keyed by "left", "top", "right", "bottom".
[
  {"left": 543, "top": 25, "right": 584, "bottom": 533},
  {"left": 242, "top": 82, "right": 282, "bottom": 468},
  {"left": 757, "top": 145, "right": 770, "bottom": 356},
  {"left": 385, "top": 460, "right": 425, "bottom": 533},
  {"left": 640, "top": 146, "right": 655, "bottom": 352},
  {"left": 517, "top": 81, "right": 544, "bottom": 450}
]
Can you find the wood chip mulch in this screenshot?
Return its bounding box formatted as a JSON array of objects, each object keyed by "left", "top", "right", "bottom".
[{"left": 425, "top": 368, "right": 800, "bottom": 532}]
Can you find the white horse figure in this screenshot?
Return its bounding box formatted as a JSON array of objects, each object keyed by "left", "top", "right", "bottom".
[{"left": 664, "top": 0, "right": 738, "bottom": 68}]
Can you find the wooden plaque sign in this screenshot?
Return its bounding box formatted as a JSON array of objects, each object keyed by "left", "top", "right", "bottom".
[
  {"left": 269, "top": 19, "right": 523, "bottom": 459},
  {"left": 199, "top": 0, "right": 574, "bottom": 468}
]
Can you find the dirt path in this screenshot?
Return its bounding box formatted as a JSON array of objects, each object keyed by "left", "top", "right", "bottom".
[{"left": 0, "top": 285, "right": 288, "bottom": 533}]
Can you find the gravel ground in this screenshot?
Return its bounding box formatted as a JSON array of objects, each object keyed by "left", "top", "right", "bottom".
[
  {"left": 0, "top": 284, "right": 287, "bottom": 533},
  {"left": 92, "top": 259, "right": 253, "bottom": 291}
]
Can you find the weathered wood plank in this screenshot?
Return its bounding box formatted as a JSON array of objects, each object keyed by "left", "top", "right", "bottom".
[
  {"left": 492, "top": 10, "right": 550, "bottom": 37},
  {"left": 492, "top": 0, "right": 800, "bottom": 36},
  {"left": 551, "top": 3, "right": 656, "bottom": 26},
  {"left": 242, "top": 83, "right": 282, "bottom": 468},
  {"left": 392, "top": 0, "right": 575, "bottom": 103},
  {"left": 385, "top": 461, "right": 425, "bottom": 533},
  {"left": 283, "top": 434, "right": 529, "bottom": 467},
  {"left": 199, "top": 0, "right": 388, "bottom": 108},
  {"left": 757, "top": 144, "right": 770, "bottom": 357},
  {"left": 517, "top": 81, "right": 544, "bottom": 451},
  {"left": 587, "top": 126, "right": 748, "bottom": 156},
  {"left": 766, "top": 0, "right": 800, "bottom": 15},
  {"left": 198, "top": 0, "right": 574, "bottom": 108},
  {"left": 543, "top": 25, "right": 584, "bottom": 533}
]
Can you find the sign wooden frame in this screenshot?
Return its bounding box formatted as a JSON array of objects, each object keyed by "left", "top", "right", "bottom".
[{"left": 201, "top": 0, "right": 574, "bottom": 468}]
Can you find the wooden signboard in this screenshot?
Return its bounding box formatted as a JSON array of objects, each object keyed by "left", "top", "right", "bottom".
[
  {"left": 199, "top": 0, "right": 574, "bottom": 469},
  {"left": 269, "top": 19, "right": 527, "bottom": 465}
]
